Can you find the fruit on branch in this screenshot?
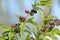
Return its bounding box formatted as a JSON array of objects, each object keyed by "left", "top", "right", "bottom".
[
  {"left": 41, "top": 27, "right": 48, "bottom": 32},
  {"left": 25, "top": 10, "right": 30, "bottom": 14},
  {"left": 0, "top": 0, "right": 59, "bottom": 40},
  {"left": 49, "top": 21, "right": 55, "bottom": 29},
  {"left": 11, "top": 24, "right": 20, "bottom": 28},
  {"left": 30, "top": 9, "right": 37, "bottom": 16},
  {"left": 31, "top": 37, "right": 35, "bottom": 40},
  {"left": 49, "top": 19, "right": 60, "bottom": 26},
  {"left": 54, "top": 19, "right": 60, "bottom": 26},
  {"left": 48, "top": 19, "right": 60, "bottom": 29},
  {"left": 19, "top": 16, "right": 26, "bottom": 22},
  {"left": 11, "top": 24, "right": 20, "bottom": 33},
  {"left": 49, "top": 21, "right": 54, "bottom": 25},
  {"left": 31, "top": 10, "right": 37, "bottom": 13},
  {"left": 25, "top": 9, "right": 37, "bottom": 16}
]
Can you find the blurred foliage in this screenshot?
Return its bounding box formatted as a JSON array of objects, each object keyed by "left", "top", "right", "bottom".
[{"left": 0, "top": 0, "right": 60, "bottom": 40}]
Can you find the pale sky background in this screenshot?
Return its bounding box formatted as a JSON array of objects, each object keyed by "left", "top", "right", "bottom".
[{"left": 0, "top": 0, "right": 60, "bottom": 26}]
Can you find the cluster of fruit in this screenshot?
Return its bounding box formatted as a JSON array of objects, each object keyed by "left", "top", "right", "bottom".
[
  {"left": 11, "top": 23, "right": 20, "bottom": 33},
  {"left": 25, "top": 9, "right": 37, "bottom": 16},
  {"left": 41, "top": 19, "right": 60, "bottom": 32},
  {"left": 11, "top": 9, "right": 37, "bottom": 33},
  {"left": 18, "top": 9, "right": 37, "bottom": 22}
]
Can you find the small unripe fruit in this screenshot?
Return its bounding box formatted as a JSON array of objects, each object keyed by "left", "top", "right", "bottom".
[
  {"left": 25, "top": 10, "right": 30, "bottom": 14},
  {"left": 11, "top": 23, "right": 20, "bottom": 28},
  {"left": 12, "top": 24, "right": 18, "bottom": 28},
  {"left": 19, "top": 16, "right": 26, "bottom": 22},
  {"left": 41, "top": 27, "right": 48, "bottom": 32}
]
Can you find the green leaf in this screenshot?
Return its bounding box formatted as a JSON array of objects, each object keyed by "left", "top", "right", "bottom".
[
  {"left": 24, "top": 30, "right": 31, "bottom": 34},
  {"left": 27, "top": 17, "right": 38, "bottom": 27},
  {"left": 47, "top": 0, "right": 52, "bottom": 5},
  {"left": 45, "top": 36, "right": 52, "bottom": 40},
  {"left": 0, "top": 36, "right": 5, "bottom": 40},
  {"left": 37, "top": 30, "right": 42, "bottom": 38},
  {"left": 8, "top": 31, "right": 14, "bottom": 40},
  {"left": 11, "top": 36, "right": 18, "bottom": 40},
  {"left": 35, "top": 0, "right": 51, "bottom": 6},
  {"left": 27, "top": 17, "right": 40, "bottom": 31},
  {"left": 46, "top": 35, "right": 58, "bottom": 40},
  {"left": 26, "top": 25, "right": 31, "bottom": 30},
  {"left": 20, "top": 22, "right": 26, "bottom": 36},
  {"left": 50, "top": 35, "right": 58, "bottom": 40},
  {"left": 2, "top": 31, "right": 9, "bottom": 36},
  {"left": 37, "top": 7, "right": 44, "bottom": 21},
  {"left": 32, "top": 31, "right": 37, "bottom": 37},
  {"left": 51, "top": 28, "right": 60, "bottom": 36},
  {"left": 45, "top": 15, "right": 57, "bottom": 19},
  {"left": 25, "top": 34, "right": 30, "bottom": 40},
  {"left": 36, "top": 1, "right": 47, "bottom": 6},
  {"left": 0, "top": 26, "right": 11, "bottom": 31},
  {"left": 38, "top": 35, "right": 48, "bottom": 40}
]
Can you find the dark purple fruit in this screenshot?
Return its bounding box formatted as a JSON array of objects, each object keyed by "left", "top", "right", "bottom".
[
  {"left": 12, "top": 24, "right": 18, "bottom": 28},
  {"left": 41, "top": 27, "right": 48, "bottom": 32},
  {"left": 29, "top": 9, "right": 37, "bottom": 16},
  {"left": 31, "top": 37, "right": 34, "bottom": 40},
  {"left": 49, "top": 21, "right": 54, "bottom": 25},
  {"left": 25, "top": 10, "right": 29, "bottom": 13},
  {"left": 11, "top": 23, "right": 20, "bottom": 28},
  {"left": 31, "top": 10, "right": 37, "bottom": 13},
  {"left": 19, "top": 16, "right": 26, "bottom": 22}
]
